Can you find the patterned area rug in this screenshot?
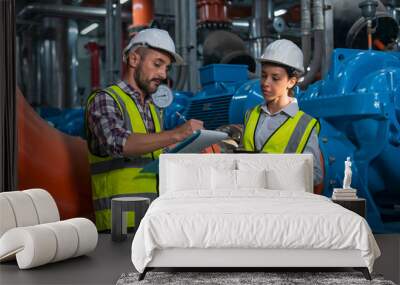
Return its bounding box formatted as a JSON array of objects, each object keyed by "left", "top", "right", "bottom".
[{"left": 116, "top": 271, "right": 396, "bottom": 285}]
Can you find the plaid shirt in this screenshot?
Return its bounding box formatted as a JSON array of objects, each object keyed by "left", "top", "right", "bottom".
[{"left": 87, "top": 80, "right": 157, "bottom": 157}]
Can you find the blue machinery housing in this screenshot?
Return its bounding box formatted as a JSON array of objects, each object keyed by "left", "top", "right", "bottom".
[
  {"left": 300, "top": 49, "right": 400, "bottom": 233},
  {"left": 165, "top": 49, "right": 400, "bottom": 233}
]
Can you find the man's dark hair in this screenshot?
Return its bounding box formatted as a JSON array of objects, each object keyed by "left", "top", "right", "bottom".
[{"left": 133, "top": 46, "right": 150, "bottom": 59}]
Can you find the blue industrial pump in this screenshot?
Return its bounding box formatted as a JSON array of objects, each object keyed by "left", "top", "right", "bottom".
[
  {"left": 299, "top": 49, "right": 400, "bottom": 233},
  {"left": 165, "top": 49, "right": 400, "bottom": 233}
]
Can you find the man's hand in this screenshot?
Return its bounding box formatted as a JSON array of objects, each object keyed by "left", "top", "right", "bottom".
[
  {"left": 172, "top": 119, "right": 204, "bottom": 142},
  {"left": 123, "top": 119, "right": 203, "bottom": 156}
]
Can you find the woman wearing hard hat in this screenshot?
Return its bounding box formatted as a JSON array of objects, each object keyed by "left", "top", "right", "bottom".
[{"left": 242, "top": 39, "right": 323, "bottom": 186}]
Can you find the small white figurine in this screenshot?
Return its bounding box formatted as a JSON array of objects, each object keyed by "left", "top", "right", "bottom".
[{"left": 343, "top": 157, "right": 352, "bottom": 189}]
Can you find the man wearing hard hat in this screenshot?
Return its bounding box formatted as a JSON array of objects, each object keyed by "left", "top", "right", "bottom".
[
  {"left": 85, "top": 28, "right": 203, "bottom": 231},
  {"left": 242, "top": 39, "right": 323, "bottom": 185}
]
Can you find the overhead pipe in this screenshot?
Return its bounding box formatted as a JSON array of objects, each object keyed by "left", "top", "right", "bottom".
[
  {"left": 18, "top": 4, "right": 131, "bottom": 22},
  {"left": 251, "top": 0, "right": 270, "bottom": 75},
  {"left": 40, "top": 18, "right": 66, "bottom": 109},
  {"left": 105, "top": 0, "right": 122, "bottom": 85},
  {"left": 301, "top": 0, "right": 312, "bottom": 68},
  {"left": 174, "top": 0, "right": 188, "bottom": 91},
  {"left": 187, "top": 0, "right": 198, "bottom": 92},
  {"left": 299, "top": 0, "right": 324, "bottom": 89},
  {"left": 266, "top": 0, "right": 274, "bottom": 22},
  {"left": 67, "top": 20, "right": 79, "bottom": 107},
  {"left": 175, "top": 0, "right": 198, "bottom": 91}
]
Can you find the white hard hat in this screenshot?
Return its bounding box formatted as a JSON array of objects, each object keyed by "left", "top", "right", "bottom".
[
  {"left": 123, "top": 28, "right": 183, "bottom": 65},
  {"left": 257, "top": 39, "right": 304, "bottom": 74}
]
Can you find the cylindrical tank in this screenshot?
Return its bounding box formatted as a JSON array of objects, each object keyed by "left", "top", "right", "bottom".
[{"left": 202, "top": 30, "right": 256, "bottom": 73}]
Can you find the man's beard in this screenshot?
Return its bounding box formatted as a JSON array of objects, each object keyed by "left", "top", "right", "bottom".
[{"left": 134, "top": 63, "right": 159, "bottom": 95}]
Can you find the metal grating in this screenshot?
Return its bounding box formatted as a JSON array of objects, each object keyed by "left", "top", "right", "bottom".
[{"left": 186, "top": 95, "right": 232, "bottom": 130}]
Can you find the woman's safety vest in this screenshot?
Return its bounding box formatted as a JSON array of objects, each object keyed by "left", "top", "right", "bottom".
[
  {"left": 85, "top": 85, "right": 162, "bottom": 231},
  {"left": 243, "top": 105, "right": 319, "bottom": 153}
]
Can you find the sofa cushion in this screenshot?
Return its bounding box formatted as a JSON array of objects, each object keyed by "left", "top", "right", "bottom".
[{"left": 0, "top": 218, "right": 98, "bottom": 269}]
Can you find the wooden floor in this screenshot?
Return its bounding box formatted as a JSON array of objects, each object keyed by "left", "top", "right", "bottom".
[{"left": 0, "top": 234, "right": 399, "bottom": 285}]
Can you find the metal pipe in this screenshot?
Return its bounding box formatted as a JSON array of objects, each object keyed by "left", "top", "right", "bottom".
[
  {"left": 18, "top": 4, "right": 131, "bottom": 21},
  {"left": 188, "top": 0, "right": 198, "bottom": 92},
  {"left": 301, "top": 0, "right": 312, "bottom": 68},
  {"left": 67, "top": 20, "right": 79, "bottom": 107},
  {"left": 299, "top": 0, "right": 324, "bottom": 89},
  {"left": 251, "top": 0, "right": 269, "bottom": 76},
  {"left": 321, "top": 0, "right": 334, "bottom": 76},
  {"left": 40, "top": 17, "right": 65, "bottom": 108},
  {"left": 174, "top": 0, "right": 188, "bottom": 91},
  {"left": 267, "top": 0, "right": 274, "bottom": 22},
  {"left": 114, "top": 1, "right": 122, "bottom": 81},
  {"left": 104, "top": 1, "right": 122, "bottom": 84},
  {"left": 105, "top": 1, "right": 114, "bottom": 85},
  {"left": 313, "top": 0, "right": 324, "bottom": 30}
]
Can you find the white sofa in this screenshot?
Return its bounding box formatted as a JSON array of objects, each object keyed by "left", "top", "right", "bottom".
[{"left": 0, "top": 189, "right": 98, "bottom": 269}]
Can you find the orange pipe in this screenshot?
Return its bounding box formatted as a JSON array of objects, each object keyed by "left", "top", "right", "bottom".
[
  {"left": 368, "top": 33, "right": 372, "bottom": 50},
  {"left": 17, "top": 88, "right": 94, "bottom": 221},
  {"left": 373, "top": 38, "right": 385, "bottom": 50},
  {"left": 131, "top": 0, "right": 154, "bottom": 28}
]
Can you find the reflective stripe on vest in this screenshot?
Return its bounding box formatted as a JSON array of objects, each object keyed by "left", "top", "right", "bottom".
[
  {"left": 90, "top": 157, "right": 154, "bottom": 175},
  {"left": 85, "top": 84, "right": 162, "bottom": 231},
  {"left": 243, "top": 105, "right": 319, "bottom": 153}
]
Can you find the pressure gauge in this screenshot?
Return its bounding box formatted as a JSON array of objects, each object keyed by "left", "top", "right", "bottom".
[
  {"left": 273, "top": 17, "right": 286, "bottom": 34},
  {"left": 151, "top": 85, "right": 174, "bottom": 108}
]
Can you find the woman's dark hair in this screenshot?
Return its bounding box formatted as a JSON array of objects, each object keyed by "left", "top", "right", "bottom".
[
  {"left": 283, "top": 65, "right": 302, "bottom": 97},
  {"left": 262, "top": 62, "right": 303, "bottom": 97}
]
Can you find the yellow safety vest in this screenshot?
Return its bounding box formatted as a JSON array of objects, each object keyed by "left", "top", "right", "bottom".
[
  {"left": 243, "top": 105, "right": 320, "bottom": 153},
  {"left": 85, "top": 85, "right": 162, "bottom": 231}
]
